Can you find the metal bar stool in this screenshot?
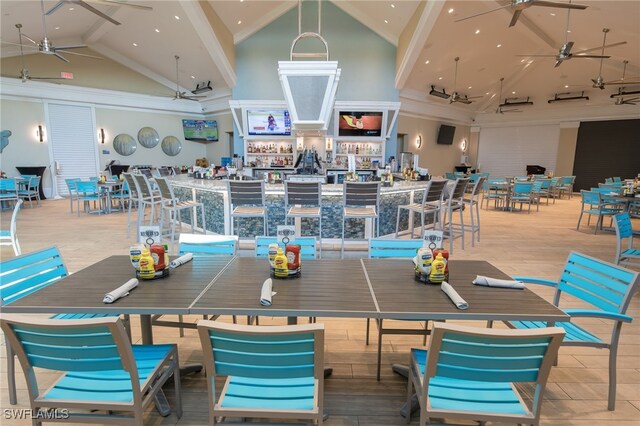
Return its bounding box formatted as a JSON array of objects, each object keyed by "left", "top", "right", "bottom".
[
  {"left": 395, "top": 180, "right": 447, "bottom": 238},
  {"left": 228, "top": 180, "right": 267, "bottom": 237},
  {"left": 341, "top": 181, "right": 380, "bottom": 258},
  {"left": 132, "top": 173, "right": 163, "bottom": 229},
  {"left": 441, "top": 178, "right": 469, "bottom": 254},
  {"left": 155, "top": 177, "right": 206, "bottom": 246},
  {"left": 284, "top": 181, "right": 323, "bottom": 258},
  {"left": 462, "top": 176, "right": 485, "bottom": 247}
]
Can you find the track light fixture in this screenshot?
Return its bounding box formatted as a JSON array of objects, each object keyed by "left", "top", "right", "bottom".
[
  {"left": 192, "top": 81, "right": 213, "bottom": 94},
  {"left": 610, "top": 88, "right": 640, "bottom": 98},
  {"left": 429, "top": 85, "right": 450, "bottom": 100},
  {"left": 548, "top": 91, "right": 589, "bottom": 103},
  {"left": 499, "top": 97, "right": 533, "bottom": 107}
]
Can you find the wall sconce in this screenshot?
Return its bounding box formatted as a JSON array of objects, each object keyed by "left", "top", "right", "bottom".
[
  {"left": 460, "top": 138, "right": 467, "bottom": 153},
  {"left": 416, "top": 135, "right": 422, "bottom": 148},
  {"left": 296, "top": 136, "right": 304, "bottom": 151},
  {"left": 325, "top": 137, "right": 333, "bottom": 151},
  {"left": 98, "top": 128, "right": 106, "bottom": 144},
  {"left": 35, "top": 125, "right": 45, "bottom": 143}
]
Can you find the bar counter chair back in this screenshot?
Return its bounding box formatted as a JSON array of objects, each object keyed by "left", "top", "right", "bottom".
[
  {"left": 501, "top": 251, "right": 639, "bottom": 411},
  {"left": 284, "top": 181, "right": 323, "bottom": 257},
  {"left": 613, "top": 212, "right": 640, "bottom": 267},
  {"left": 1, "top": 316, "right": 181, "bottom": 425},
  {"left": 197, "top": 321, "right": 325, "bottom": 425},
  {"left": 122, "top": 173, "right": 140, "bottom": 237},
  {"left": 132, "top": 173, "right": 163, "bottom": 228},
  {"left": 341, "top": 181, "right": 380, "bottom": 258},
  {"left": 441, "top": 178, "right": 469, "bottom": 254},
  {"left": 155, "top": 177, "right": 206, "bottom": 247},
  {"left": 228, "top": 180, "right": 267, "bottom": 238},
  {"left": 395, "top": 179, "right": 447, "bottom": 238},
  {"left": 407, "top": 323, "right": 565, "bottom": 426},
  {"left": 0, "top": 199, "right": 22, "bottom": 255},
  {"left": 462, "top": 176, "right": 485, "bottom": 246},
  {"left": 64, "top": 178, "right": 81, "bottom": 213}
]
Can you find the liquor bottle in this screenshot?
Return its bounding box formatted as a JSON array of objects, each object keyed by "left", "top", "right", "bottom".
[{"left": 356, "top": 145, "right": 359, "bottom": 154}]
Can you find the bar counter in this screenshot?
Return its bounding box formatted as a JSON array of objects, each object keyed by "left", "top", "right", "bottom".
[{"left": 170, "top": 175, "right": 434, "bottom": 239}]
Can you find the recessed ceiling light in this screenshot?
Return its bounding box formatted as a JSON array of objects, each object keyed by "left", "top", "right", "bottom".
[
  {"left": 520, "top": 59, "right": 526, "bottom": 63},
  {"left": 485, "top": 92, "right": 490, "bottom": 95},
  {"left": 567, "top": 30, "right": 571, "bottom": 33},
  {"left": 496, "top": 44, "right": 502, "bottom": 48},
  {"left": 132, "top": 43, "right": 138, "bottom": 47},
  {"left": 191, "top": 76, "right": 195, "bottom": 79},
  {"left": 54, "top": 26, "right": 60, "bottom": 30},
  {"left": 155, "top": 28, "right": 160, "bottom": 33},
  {"left": 384, "top": 19, "right": 388, "bottom": 24},
  {"left": 424, "top": 60, "right": 430, "bottom": 64},
  {"left": 468, "top": 86, "right": 472, "bottom": 89},
  {"left": 512, "top": 91, "right": 516, "bottom": 94},
  {"left": 448, "top": 8, "right": 454, "bottom": 14},
  {"left": 565, "top": 85, "right": 569, "bottom": 88},
  {"left": 69, "top": 7, "right": 74, "bottom": 10},
  {"left": 550, "top": 12, "right": 556, "bottom": 16},
  {"left": 438, "top": 77, "right": 443, "bottom": 80},
  {"left": 475, "top": 29, "right": 480, "bottom": 34},
  {"left": 174, "top": 15, "right": 180, "bottom": 20},
  {"left": 237, "top": 20, "right": 242, "bottom": 24},
  {"left": 391, "top": 3, "right": 395, "bottom": 8}
]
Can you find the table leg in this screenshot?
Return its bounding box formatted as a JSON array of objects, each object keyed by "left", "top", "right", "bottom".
[{"left": 140, "top": 314, "right": 154, "bottom": 344}]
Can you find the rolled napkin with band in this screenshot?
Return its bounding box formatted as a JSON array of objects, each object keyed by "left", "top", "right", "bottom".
[
  {"left": 473, "top": 275, "right": 525, "bottom": 289},
  {"left": 441, "top": 281, "right": 468, "bottom": 310},
  {"left": 170, "top": 253, "right": 193, "bottom": 269},
  {"left": 260, "top": 278, "right": 277, "bottom": 306},
  {"left": 103, "top": 278, "right": 139, "bottom": 304}
]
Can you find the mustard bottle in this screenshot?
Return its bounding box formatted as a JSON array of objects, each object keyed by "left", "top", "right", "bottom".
[
  {"left": 138, "top": 248, "right": 156, "bottom": 279},
  {"left": 273, "top": 248, "right": 289, "bottom": 278},
  {"left": 429, "top": 253, "right": 447, "bottom": 284}
]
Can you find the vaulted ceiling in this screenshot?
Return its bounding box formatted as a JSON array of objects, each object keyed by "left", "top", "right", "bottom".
[{"left": 1, "top": 0, "right": 639, "bottom": 121}]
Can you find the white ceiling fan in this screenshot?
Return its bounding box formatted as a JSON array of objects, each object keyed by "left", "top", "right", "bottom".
[
  {"left": 45, "top": 0, "right": 152, "bottom": 26},
  {"left": 455, "top": 0, "right": 587, "bottom": 28},
  {"left": 172, "top": 55, "right": 206, "bottom": 101},
  {"left": 14, "top": 24, "right": 68, "bottom": 83},
  {"left": 449, "top": 57, "right": 482, "bottom": 105},
  {"left": 594, "top": 60, "right": 640, "bottom": 90},
  {"left": 517, "top": 9, "right": 625, "bottom": 68},
  {"left": 2, "top": 1, "right": 103, "bottom": 63},
  {"left": 614, "top": 97, "right": 639, "bottom": 106}
]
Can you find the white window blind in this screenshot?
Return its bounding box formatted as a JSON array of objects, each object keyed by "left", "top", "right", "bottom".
[
  {"left": 47, "top": 103, "right": 99, "bottom": 195},
  {"left": 477, "top": 125, "right": 560, "bottom": 177}
]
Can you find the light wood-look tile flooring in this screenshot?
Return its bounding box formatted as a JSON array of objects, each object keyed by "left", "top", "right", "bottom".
[{"left": 1, "top": 194, "right": 639, "bottom": 425}]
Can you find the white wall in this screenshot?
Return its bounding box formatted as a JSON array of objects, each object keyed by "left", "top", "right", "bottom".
[
  {"left": 477, "top": 125, "right": 560, "bottom": 177},
  {"left": 204, "top": 111, "right": 234, "bottom": 164}
]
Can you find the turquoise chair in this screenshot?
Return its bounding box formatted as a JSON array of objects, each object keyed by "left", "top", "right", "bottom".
[
  {"left": 0, "top": 247, "right": 125, "bottom": 405},
  {"left": 557, "top": 176, "right": 576, "bottom": 199},
  {"left": 613, "top": 177, "right": 622, "bottom": 182},
  {"left": 0, "top": 178, "right": 19, "bottom": 207},
  {"left": 75, "top": 180, "right": 107, "bottom": 216},
  {"left": 255, "top": 235, "right": 317, "bottom": 259},
  {"left": 407, "top": 323, "right": 564, "bottom": 425},
  {"left": 613, "top": 213, "right": 640, "bottom": 267},
  {"left": 445, "top": 172, "right": 456, "bottom": 180},
  {"left": 367, "top": 238, "right": 427, "bottom": 381},
  {"left": 197, "top": 321, "right": 325, "bottom": 425},
  {"left": 178, "top": 234, "right": 237, "bottom": 256},
  {"left": 64, "top": 178, "right": 81, "bottom": 213},
  {"left": 530, "top": 180, "right": 544, "bottom": 211},
  {"left": 482, "top": 178, "right": 508, "bottom": 209},
  {"left": 577, "top": 190, "right": 623, "bottom": 234},
  {"left": 0, "top": 199, "right": 22, "bottom": 255},
  {"left": 1, "top": 316, "right": 182, "bottom": 424},
  {"left": 510, "top": 182, "right": 534, "bottom": 213},
  {"left": 502, "top": 251, "right": 639, "bottom": 411},
  {"left": 17, "top": 175, "right": 41, "bottom": 208}
]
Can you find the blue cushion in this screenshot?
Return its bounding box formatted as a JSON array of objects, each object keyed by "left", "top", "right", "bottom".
[{"left": 220, "top": 376, "right": 316, "bottom": 411}]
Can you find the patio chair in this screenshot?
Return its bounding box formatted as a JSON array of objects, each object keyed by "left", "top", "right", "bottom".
[
  {"left": 0, "top": 247, "right": 128, "bottom": 405},
  {"left": 462, "top": 176, "right": 485, "bottom": 246},
  {"left": 406, "top": 322, "right": 564, "bottom": 426},
  {"left": 0, "top": 199, "right": 22, "bottom": 255},
  {"left": 482, "top": 178, "right": 508, "bottom": 210},
  {"left": 255, "top": 235, "right": 317, "bottom": 260},
  {"left": 613, "top": 212, "right": 639, "bottom": 267},
  {"left": 65, "top": 178, "right": 81, "bottom": 213},
  {"left": 367, "top": 238, "right": 427, "bottom": 381},
  {"left": 284, "top": 181, "right": 323, "bottom": 257},
  {"left": 577, "top": 190, "right": 623, "bottom": 234},
  {"left": 557, "top": 176, "right": 576, "bottom": 199},
  {"left": 228, "top": 180, "right": 268, "bottom": 238},
  {"left": 341, "top": 182, "right": 380, "bottom": 258},
  {"left": 1, "top": 316, "right": 181, "bottom": 424},
  {"left": 197, "top": 321, "right": 325, "bottom": 425},
  {"left": 0, "top": 178, "right": 19, "bottom": 207},
  {"left": 395, "top": 179, "right": 447, "bottom": 238},
  {"left": 501, "top": 251, "right": 639, "bottom": 411},
  {"left": 156, "top": 176, "right": 206, "bottom": 246},
  {"left": 17, "top": 175, "right": 41, "bottom": 208},
  {"left": 441, "top": 178, "right": 468, "bottom": 253},
  {"left": 75, "top": 180, "right": 108, "bottom": 216},
  {"left": 510, "top": 181, "right": 534, "bottom": 213}
]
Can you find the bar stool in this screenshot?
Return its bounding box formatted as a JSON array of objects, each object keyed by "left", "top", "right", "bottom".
[
  {"left": 284, "top": 181, "right": 323, "bottom": 258},
  {"left": 228, "top": 180, "right": 267, "bottom": 237},
  {"left": 395, "top": 180, "right": 447, "bottom": 238},
  {"left": 122, "top": 173, "right": 140, "bottom": 237},
  {"left": 462, "top": 177, "right": 485, "bottom": 247},
  {"left": 341, "top": 181, "right": 380, "bottom": 258},
  {"left": 131, "top": 173, "right": 163, "bottom": 234},
  {"left": 155, "top": 177, "right": 206, "bottom": 246},
  {"left": 442, "top": 178, "right": 469, "bottom": 254}
]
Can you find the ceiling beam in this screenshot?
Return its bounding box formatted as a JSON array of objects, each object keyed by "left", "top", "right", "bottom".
[
  {"left": 179, "top": 0, "right": 236, "bottom": 88},
  {"left": 475, "top": 60, "right": 544, "bottom": 113},
  {"left": 234, "top": 2, "right": 297, "bottom": 44},
  {"left": 83, "top": 6, "right": 131, "bottom": 45},
  {"left": 493, "top": 1, "right": 558, "bottom": 50},
  {"left": 330, "top": 1, "right": 397, "bottom": 46},
  {"left": 395, "top": 0, "right": 445, "bottom": 90}
]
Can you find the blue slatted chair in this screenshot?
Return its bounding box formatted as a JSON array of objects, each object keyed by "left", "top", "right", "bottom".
[
  {"left": 1, "top": 316, "right": 182, "bottom": 425},
  {"left": 557, "top": 175, "right": 576, "bottom": 199},
  {"left": 17, "top": 175, "right": 41, "bottom": 208},
  {"left": 0, "top": 247, "right": 126, "bottom": 405},
  {"left": 482, "top": 178, "right": 508, "bottom": 210},
  {"left": 0, "top": 178, "right": 19, "bottom": 207},
  {"left": 407, "top": 323, "right": 564, "bottom": 426},
  {"left": 502, "top": 251, "right": 639, "bottom": 411},
  {"left": 255, "top": 236, "right": 317, "bottom": 260},
  {"left": 445, "top": 172, "right": 456, "bottom": 180},
  {"left": 197, "top": 321, "right": 324, "bottom": 425},
  {"left": 0, "top": 199, "right": 22, "bottom": 255},
  {"left": 64, "top": 178, "right": 81, "bottom": 214},
  {"left": 577, "top": 190, "right": 623, "bottom": 234},
  {"left": 368, "top": 238, "right": 427, "bottom": 381},
  {"left": 510, "top": 181, "right": 534, "bottom": 213},
  {"left": 75, "top": 180, "right": 108, "bottom": 216},
  {"left": 613, "top": 213, "right": 640, "bottom": 267}
]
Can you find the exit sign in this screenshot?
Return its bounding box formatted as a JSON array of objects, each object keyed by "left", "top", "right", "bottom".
[{"left": 60, "top": 72, "right": 74, "bottom": 79}]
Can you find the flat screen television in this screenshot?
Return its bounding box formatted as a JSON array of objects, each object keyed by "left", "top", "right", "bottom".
[
  {"left": 337, "top": 111, "right": 383, "bottom": 137},
  {"left": 437, "top": 124, "right": 456, "bottom": 145},
  {"left": 247, "top": 110, "right": 291, "bottom": 136},
  {"left": 182, "top": 119, "right": 218, "bottom": 142}
]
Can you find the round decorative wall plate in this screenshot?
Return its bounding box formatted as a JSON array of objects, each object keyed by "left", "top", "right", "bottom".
[
  {"left": 161, "top": 136, "right": 182, "bottom": 156},
  {"left": 137, "top": 127, "right": 160, "bottom": 148},
  {"left": 113, "top": 134, "right": 136, "bottom": 156}
]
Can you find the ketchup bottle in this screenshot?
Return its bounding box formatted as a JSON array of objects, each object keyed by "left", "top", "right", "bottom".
[{"left": 285, "top": 244, "right": 301, "bottom": 270}]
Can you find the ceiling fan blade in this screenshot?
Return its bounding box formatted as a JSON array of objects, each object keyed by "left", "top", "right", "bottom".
[
  {"left": 606, "top": 80, "right": 640, "bottom": 85},
  {"left": 1, "top": 41, "right": 35, "bottom": 48},
  {"left": 554, "top": 60, "right": 563, "bottom": 68},
  {"left": 20, "top": 34, "right": 39, "bottom": 45},
  {"left": 88, "top": 0, "right": 152, "bottom": 11},
  {"left": 573, "top": 54, "right": 610, "bottom": 59},
  {"left": 61, "top": 50, "right": 103, "bottom": 59},
  {"left": 75, "top": 0, "right": 121, "bottom": 25},
  {"left": 454, "top": 5, "right": 510, "bottom": 23},
  {"left": 516, "top": 54, "right": 557, "bottom": 57},
  {"left": 56, "top": 44, "right": 88, "bottom": 50},
  {"left": 54, "top": 53, "right": 70, "bottom": 63},
  {"left": 467, "top": 95, "right": 484, "bottom": 99},
  {"left": 509, "top": 10, "right": 523, "bottom": 28},
  {"left": 532, "top": 0, "right": 588, "bottom": 10},
  {"left": 45, "top": 1, "right": 67, "bottom": 15},
  {"left": 573, "top": 41, "right": 627, "bottom": 55}
]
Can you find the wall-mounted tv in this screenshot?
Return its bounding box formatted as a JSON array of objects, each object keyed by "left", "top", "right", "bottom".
[
  {"left": 437, "top": 124, "right": 456, "bottom": 145},
  {"left": 337, "top": 111, "right": 383, "bottom": 137},
  {"left": 247, "top": 110, "right": 291, "bottom": 136},
  {"left": 183, "top": 119, "right": 218, "bottom": 141}
]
